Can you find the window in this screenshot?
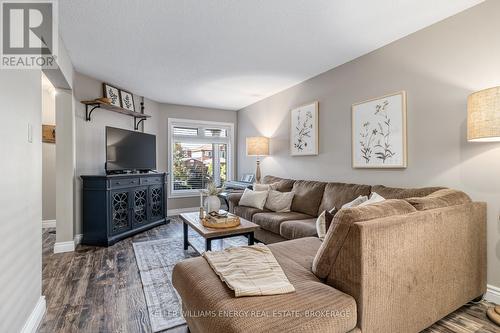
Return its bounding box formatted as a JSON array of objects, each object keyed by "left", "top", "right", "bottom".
[
  {"left": 173, "top": 126, "right": 198, "bottom": 136},
  {"left": 169, "top": 119, "right": 233, "bottom": 197},
  {"left": 204, "top": 128, "right": 227, "bottom": 137}
]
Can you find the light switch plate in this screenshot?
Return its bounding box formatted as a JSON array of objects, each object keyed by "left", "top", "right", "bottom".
[{"left": 28, "top": 123, "right": 33, "bottom": 143}]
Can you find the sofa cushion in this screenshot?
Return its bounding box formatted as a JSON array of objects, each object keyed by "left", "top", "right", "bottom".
[
  {"left": 252, "top": 212, "right": 313, "bottom": 234},
  {"left": 268, "top": 237, "right": 323, "bottom": 270},
  {"left": 172, "top": 237, "right": 357, "bottom": 333},
  {"left": 280, "top": 218, "right": 318, "bottom": 240},
  {"left": 290, "top": 180, "right": 326, "bottom": 216},
  {"left": 262, "top": 175, "right": 295, "bottom": 192},
  {"left": 371, "top": 185, "right": 445, "bottom": 199},
  {"left": 253, "top": 183, "right": 274, "bottom": 191},
  {"left": 313, "top": 199, "right": 417, "bottom": 279},
  {"left": 254, "top": 229, "right": 288, "bottom": 244},
  {"left": 318, "top": 182, "right": 372, "bottom": 215},
  {"left": 234, "top": 206, "right": 265, "bottom": 221},
  {"left": 405, "top": 189, "right": 471, "bottom": 211}
]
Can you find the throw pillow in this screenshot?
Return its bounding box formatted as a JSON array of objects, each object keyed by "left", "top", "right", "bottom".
[
  {"left": 264, "top": 190, "right": 295, "bottom": 212},
  {"left": 239, "top": 188, "right": 268, "bottom": 210},
  {"left": 316, "top": 208, "right": 336, "bottom": 240},
  {"left": 341, "top": 195, "right": 368, "bottom": 209},
  {"left": 253, "top": 182, "right": 278, "bottom": 192},
  {"left": 358, "top": 192, "right": 385, "bottom": 207}
]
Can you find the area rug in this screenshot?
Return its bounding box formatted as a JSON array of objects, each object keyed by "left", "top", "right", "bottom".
[{"left": 133, "top": 229, "right": 248, "bottom": 332}]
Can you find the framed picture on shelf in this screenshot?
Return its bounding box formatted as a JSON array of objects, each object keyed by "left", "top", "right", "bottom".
[
  {"left": 102, "top": 83, "right": 121, "bottom": 107},
  {"left": 120, "top": 90, "right": 135, "bottom": 112},
  {"left": 290, "top": 101, "right": 319, "bottom": 156},
  {"left": 352, "top": 91, "right": 407, "bottom": 168},
  {"left": 241, "top": 174, "right": 255, "bottom": 183}
]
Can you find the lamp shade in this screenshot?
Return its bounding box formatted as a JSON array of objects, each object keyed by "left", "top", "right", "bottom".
[
  {"left": 467, "top": 86, "right": 500, "bottom": 142},
  {"left": 246, "top": 136, "right": 269, "bottom": 156}
]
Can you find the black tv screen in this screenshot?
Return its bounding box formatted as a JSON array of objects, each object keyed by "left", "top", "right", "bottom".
[{"left": 106, "top": 127, "right": 156, "bottom": 172}]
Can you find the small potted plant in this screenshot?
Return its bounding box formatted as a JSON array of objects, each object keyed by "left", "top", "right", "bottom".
[{"left": 202, "top": 182, "right": 223, "bottom": 213}]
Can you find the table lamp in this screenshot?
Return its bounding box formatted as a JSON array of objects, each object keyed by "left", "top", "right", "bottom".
[
  {"left": 468, "top": 86, "right": 500, "bottom": 142},
  {"left": 246, "top": 136, "right": 269, "bottom": 183},
  {"left": 467, "top": 86, "right": 500, "bottom": 326}
]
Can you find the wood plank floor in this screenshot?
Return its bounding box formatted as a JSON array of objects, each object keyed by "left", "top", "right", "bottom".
[{"left": 39, "top": 219, "right": 499, "bottom": 333}]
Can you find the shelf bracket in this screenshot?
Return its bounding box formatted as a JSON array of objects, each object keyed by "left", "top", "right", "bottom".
[
  {"left": 134, "top": 117, "right": 146, "bottom": 130},
  {"left": 85, "top": 104, "right": 100, "bottom": 121}
]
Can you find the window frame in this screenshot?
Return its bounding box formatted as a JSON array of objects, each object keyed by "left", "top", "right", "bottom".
[{"left": 168, "top": 118, "right": 235, "bottom": 199}]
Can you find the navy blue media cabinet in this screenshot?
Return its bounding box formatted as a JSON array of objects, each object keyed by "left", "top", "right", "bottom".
[{"left": 81, "top": 173, "right": 167, "bottom": 246}]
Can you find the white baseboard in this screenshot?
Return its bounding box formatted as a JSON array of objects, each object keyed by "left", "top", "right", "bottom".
[
  {"left": 53, "top": 240, "right": 75, "bottom": 253},
  {"left": 486, "top": 284, "right": 500, "bottom": 304},
  {"left": 21, "top": 296, "right": 46, "bottom": 333},
  {"left": 74, "top": 234, "right": 83, "bottom": 246},
  {"left": 42, "top": 220, "right": 56, "bottom": 228},
  {"left": 167, "top": 207, "right": 198, "bottom": 216},
  {"left": 53, "top": 234, "right": 83, "bottom": 253}
]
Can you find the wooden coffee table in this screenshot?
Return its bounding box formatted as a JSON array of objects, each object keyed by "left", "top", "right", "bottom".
[{"left": 180, "top": 212, "right": 260, "bottom": 253}]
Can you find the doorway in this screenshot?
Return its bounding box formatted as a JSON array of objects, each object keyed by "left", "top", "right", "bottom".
[
  {"left": 41, "top": 69, "right": 75, "bottom": 253},
  {"left": 41, "top": 73, "right": 57, "bottom": 233}
]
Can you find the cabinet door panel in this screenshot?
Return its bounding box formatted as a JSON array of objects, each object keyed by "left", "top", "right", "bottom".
[
  {"left": 149, "top": 185, "right": 164, "bottom": 222},
  {"left": 132, "top": 187, "right": 149, "bottom": 226},
  {"left": 109, "top": 189, "right": 131, "bottom": 235}
]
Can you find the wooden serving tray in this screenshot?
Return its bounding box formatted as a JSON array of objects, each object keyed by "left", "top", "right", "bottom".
[{"left": 201, "top": 217, "right": 241, "bottom": 229}]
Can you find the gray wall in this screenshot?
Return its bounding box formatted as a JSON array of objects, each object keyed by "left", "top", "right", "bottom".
[
  {"left": 238, "top": 0, "right": 500, "bottom": 288},
  {"left": 73, "top": 72, "right": 237, "bottom": 234},
  {"left": 73, "top": 72, "right": 159, "bottom": 235},
  {"left": 42, "top": 86, "right": 56, "bottom": 221},
  {"left": 0, "top": 71, "right": 43, "bottom": 331}
]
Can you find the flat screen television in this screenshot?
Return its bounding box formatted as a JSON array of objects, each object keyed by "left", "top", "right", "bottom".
[{"left": 106, "top": 127, "right": 156, "bottom": 173}]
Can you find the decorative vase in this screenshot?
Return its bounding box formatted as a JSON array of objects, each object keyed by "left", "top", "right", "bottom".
[{"left": 206, "top": 195, "right": 221, "bottom": 213}]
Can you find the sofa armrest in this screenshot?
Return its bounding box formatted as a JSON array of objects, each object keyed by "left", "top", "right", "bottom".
[
  {"left": 227, "top": 192, "right": 244, "bottom": 213},
  {"left": 327, "top": 202, "right": 486, "bottom": 333}
]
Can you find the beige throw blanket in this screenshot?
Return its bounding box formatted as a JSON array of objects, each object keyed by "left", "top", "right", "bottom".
[{"left": 203, "top": 244, "right": 295, "bottom": 297}]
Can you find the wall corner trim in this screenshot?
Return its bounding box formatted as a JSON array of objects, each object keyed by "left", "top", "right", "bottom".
[
  {"left": 167, "top": 207, "right": 199, "bottom": 216},
  {"left": 42, "top": 220, "right": 56, "bottom": 228},
  {"left": 485, "top": 284, "right": 500, "bottom": 304},
  {"left": 74, "top": 234, "right": 83, "bottom": 246},
  {"left": 53, "top": 241, "right": 75, "bottom": 253},
  {"left": 21, "top": 296, "right": 46, "bottom": 333}
]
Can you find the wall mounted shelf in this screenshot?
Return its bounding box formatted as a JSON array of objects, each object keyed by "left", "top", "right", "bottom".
[{"left": 81, "top": 99, "right": 151, "bottom": 130}]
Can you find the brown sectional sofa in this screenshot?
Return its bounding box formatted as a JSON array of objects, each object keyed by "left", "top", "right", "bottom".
[
  {"left": 173, "top": 176, "right": 486, "bottom": 333},
  {"left": 229, "top": 175, "right": 443, "bottom": 243}
]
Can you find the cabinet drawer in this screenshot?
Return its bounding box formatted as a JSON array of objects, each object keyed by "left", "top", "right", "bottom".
[
  {"left": 109, "top": 178, "right": 139, "bottom": 188},
  {"left": 141, "top": 177, "right": 163, "bottom": 185}
]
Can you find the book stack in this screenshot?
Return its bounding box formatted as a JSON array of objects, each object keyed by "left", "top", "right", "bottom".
[{"left": 202, "top": 212, "right": 241, "bottom": 229}]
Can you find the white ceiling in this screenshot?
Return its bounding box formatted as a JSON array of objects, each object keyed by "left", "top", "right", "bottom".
[{"left": 59, "top": 0, "right": 484, "bottom": 110}]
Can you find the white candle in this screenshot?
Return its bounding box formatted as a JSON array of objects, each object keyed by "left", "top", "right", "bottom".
[{"left": 199, "top": 191, "right": 203, "bottom": 207}]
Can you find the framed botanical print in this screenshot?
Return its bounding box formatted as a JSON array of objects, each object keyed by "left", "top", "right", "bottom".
[
  {"left": 120, "top": 90, "right": 135, "bottom": 112},
  {"left": 102, "top": 83, "right": 121, "bottom": 107},
  {"left": 290, "top": 101, "right": 319, "bottom": 156},
  {"left": 352, "top": 91, "right": 407, "bottom": 168}
]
